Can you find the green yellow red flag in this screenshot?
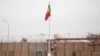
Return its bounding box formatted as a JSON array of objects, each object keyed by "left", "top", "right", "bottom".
[{"left": 45, "top": 4, "right": 51, "bottom": 21}]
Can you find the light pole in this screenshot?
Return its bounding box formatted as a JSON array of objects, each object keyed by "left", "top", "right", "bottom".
[{"left": 4, "top": 20, "right": 9, "bottom": 42}]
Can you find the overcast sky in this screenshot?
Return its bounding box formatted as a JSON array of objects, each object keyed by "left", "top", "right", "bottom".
[{"left": 0, "top": 0, "right": 100, "bottom": 37}]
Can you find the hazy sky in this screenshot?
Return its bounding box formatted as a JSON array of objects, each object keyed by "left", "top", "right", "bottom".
[{"left": 0, "top": 0, "right": 100, "bottom": 37}]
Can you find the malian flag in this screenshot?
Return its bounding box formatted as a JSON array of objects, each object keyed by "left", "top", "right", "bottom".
[{"left": 45, "top": 4, "right": 51, "bottom": 21}]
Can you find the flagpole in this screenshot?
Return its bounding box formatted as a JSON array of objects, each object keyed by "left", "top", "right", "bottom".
[
  {"left": 48, "top": 17, "right": 51, "bottom": 56},
  {"left": 45, "top": 3, "right": 51, "bottom": 56}
]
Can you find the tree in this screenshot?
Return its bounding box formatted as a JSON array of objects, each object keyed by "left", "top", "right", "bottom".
[
  {"left": 86, "top": 33, "right": 100, "bottom": 42},
  {"left": 21, "top": 38, "right": 27, "bottom": 42}
]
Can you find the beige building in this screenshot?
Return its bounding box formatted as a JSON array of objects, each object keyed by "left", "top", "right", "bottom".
[{"left": 0, "top": 34, "right": 100, "bottom": 56}]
